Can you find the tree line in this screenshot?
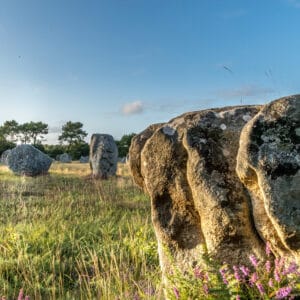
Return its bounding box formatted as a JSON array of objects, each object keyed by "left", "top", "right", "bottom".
[{"left": 0, "top": 120, "right": 135, "bottom": 160}]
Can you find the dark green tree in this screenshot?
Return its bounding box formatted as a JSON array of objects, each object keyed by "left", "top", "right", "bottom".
[
  {"left": 0, "top": 120, "right": 19, "bottom": 142},
  {"left": 19, "top": 121, "right": 48, "bottom": 144},
  {"left": 0, "top": 132, "right": 15, "bottom": 156},
  {"left": 69, "top": 142, "right": 89, "bottom": 160},
  {"left": 43, "top": 144, "right": 66, "bottom": 159},
  {"left": 116, "top": 133, "right": 136, "bottom": 157},
  {"left": 58, "top": 121, "right": 87, "bottom": 146}
]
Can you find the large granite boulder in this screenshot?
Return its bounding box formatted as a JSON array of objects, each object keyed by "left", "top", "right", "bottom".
[
  {"left": 7, "top": 144, "right": 52, "bottom": 176},
  {"left": 56, "top": 153, "right": 72, "bottom": 163},
  {"left": 237, "top": 95, "right": 300, "bottom": 263},
  {"left": 130, "top": 96, "right": 300, "bottom": 284},
  {"left": 0, "top": 149, "right": 11, "bottom": 165},
  {"left": 89, "top": 134, "right": 118, "bottom": 179}
]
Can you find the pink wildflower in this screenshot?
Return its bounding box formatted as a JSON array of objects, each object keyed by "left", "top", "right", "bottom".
[
  {"left": 249, "top": 254, "right": 259, "bottom": 267},
  {"left": 283, "top": 261, "right": 298, "bottom": 275},
  {"left": 219, "top": 267, "right": 229, "bottom": 285},
  {"left": 239, "top": 265, "right": 250, "bottom": 277},
  {"left": 256, "top": 282, "right": 265, "bottom": 295},
  {"left": 275, "top": 257, "right": 285, "bottom": 271},
  {"left": 275, "top": 286, "right": 292, "bottom": 299},
  {"left": 233, "top": 265, "right": 242, "bottom": 282},
  {"left": 249, "top": 272, "right": 258, "bottom": 286},
  {"left": 194, "top": 266, "right": 204, "bottom": 279},
  {"left": 265, "top": 260, "right": 271, "bottom": 273},
  {"left": 173, "top": 287, "right": 180, "bottom": 299},
  {"left": 266, "top": 241, "right": 271, "bottom": 257},
  {"left": 17, "top": 289, "right": 24, "bottom": 300},
  {"left": 236, "top": 295, "right": 241, "bottom": 300},
  {"left": 268, "top": 278, "right": 274, "bottom": 287},
  {"left": 274, "top": 270, "right": 281, "bottom": 282},
  {"left": 203, "top": 283, "right": 209, "bottom": 295}
]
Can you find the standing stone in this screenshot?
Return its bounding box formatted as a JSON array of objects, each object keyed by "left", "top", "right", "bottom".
[
  {"left": 89, "top": 134, "right": 118, "bottom": 179},
  {"left": 237, "top": 95, "right": 300, "bottom": 263},
  {"left": 56, "top": 153, "right": 72, "bottom": 163},
  {"left": 0, "top": 149, "right": 11, "bottom": 165},
  {"left": 130, "top": 106, "right": 265, "bottom": 281},
  {"left": 79, "top": 156, "right": 89, "bottom": 163},
  {"left": 8, "top": 144, "right": 52, "bottom": 176}
]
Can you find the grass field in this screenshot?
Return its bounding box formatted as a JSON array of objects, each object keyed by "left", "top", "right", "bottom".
[
  {"left": 0, "top": 162, "right": 163, "bottom": 299},
  {"left": 1, "top": 162, "right": 300, "bottom": 300}
]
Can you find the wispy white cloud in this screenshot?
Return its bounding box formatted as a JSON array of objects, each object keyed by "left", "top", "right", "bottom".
[
  {"left": 218, "top": 85, "right": 275, "bottom": 99},
  {"left": 121, "top": 101, "right": 144, "bottom": 115}
]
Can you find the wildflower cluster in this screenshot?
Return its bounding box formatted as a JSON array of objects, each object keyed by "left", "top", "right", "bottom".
[
  {"left": 219, "top": 242, "right": 300, "bottom": 299},
  {"left": 169, "top": 242, "right": 300, "bottom": 299}
]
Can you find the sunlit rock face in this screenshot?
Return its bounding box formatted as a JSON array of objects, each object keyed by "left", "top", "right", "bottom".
[
  {"left": 237, "top": 95, "right": 300, "bottom": 263},
  {"left": 89, "top": 134, "right": 118, "bottom": 179},
  {"left": 129, "top": 95, "right": 300, "bottom": 282},
  {"left": 8, "top": 144, "right": 52, "bottom": 176},
  {"left": 129, "top": 123, "right": 165, "bottom": 191}
]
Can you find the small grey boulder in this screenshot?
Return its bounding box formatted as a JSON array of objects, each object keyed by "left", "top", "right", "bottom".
[
  {"left": 8, "top": 144, "right": 52, "bottom": 176},
  {"left": 57, "top": 153, "right": 72, "bottom": 163},
  {"left": 79, "top": 156, "right": 89, "bottom": 163}
]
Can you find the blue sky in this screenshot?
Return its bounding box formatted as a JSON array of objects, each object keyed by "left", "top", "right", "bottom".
[{"left": 0, "top": 0, "right": 299, "bottom": 143}]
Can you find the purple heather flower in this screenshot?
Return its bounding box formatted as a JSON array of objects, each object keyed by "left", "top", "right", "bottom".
[
  {"left": 239, "top": 265, "right": 250, "bottom": 277},
  {"left": 268, "top": 278, "right": 274, "bottom": 287},
  {"left": 256, "top": 282, "right": 265, "bottom": 295},
  {"left": 283, "top": 261, "right": 299, "bottom": 275},
  {"left": 17, "top": 289, "right": 24, "bottom": 300},
  {"left": 233, "top": 266, "right": 242, "bottom": 282},
  {"left": 133, "top": 293, "right": 140, "bottom": 300},
  {"left": 249, "top": 254, "right": 259, "bottom": 267},
  {"left": 275, "top": 286, "right": 292, "bottom": 299},
  {"left": 173, "top": 287, "right": 180, "bottom": 299},
  {"left": 266, "top": 241, "right": 271, "bottom": 257},
  {"left": 275, "top": 257, "right": 285, "bottom": 271},
  {"left": 203, "top": 283, "right": 209, "bottom": 295},
  {"left": 194, "top": 266, "right": 204, "bottom": 279},
  {"left": 219, "top": 267, "right": 229, "bottom": 285},
  {"left": 265, "top": 260, "right": 271, "bottom": 273},
  {"left": 274, "top": 270, "right": 281, "bottom": 282},
  {"left": 249, "top": 272, "right": 258, "bottom": 286}
]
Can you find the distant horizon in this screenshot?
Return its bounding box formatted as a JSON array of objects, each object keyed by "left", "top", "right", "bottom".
[{"left": 1, "top": 0, "right": 299, "bottom": 143}]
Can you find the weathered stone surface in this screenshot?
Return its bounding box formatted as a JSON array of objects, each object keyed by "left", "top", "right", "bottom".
[
  {"left": 79, "top": 156, "right": 89, "bottom": 163},
  {"left": 130, "top": 105, "right": 267, "bottom": 277},
  {"left": 237, "top": 95, "right": 300, "bottom": 262},
  {"left": 129, "top": 123, "right": 164, "bottom": 190},
  {"left": 56, "top": 153, "right": 72, "bottom": 163},
  {"left": 8, "top": 144, "right": 52, "bottom": 176},
  {"left": 0, "top": 149, "right": 11, "bottom": 165},
  {"left": 89, "top": 134, "right": 118, "bottom": 179}
]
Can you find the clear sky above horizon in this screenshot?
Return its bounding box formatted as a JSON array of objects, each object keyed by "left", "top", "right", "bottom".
[{"left": 0, "top": 0, "right": 299, "bottom": 143}]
